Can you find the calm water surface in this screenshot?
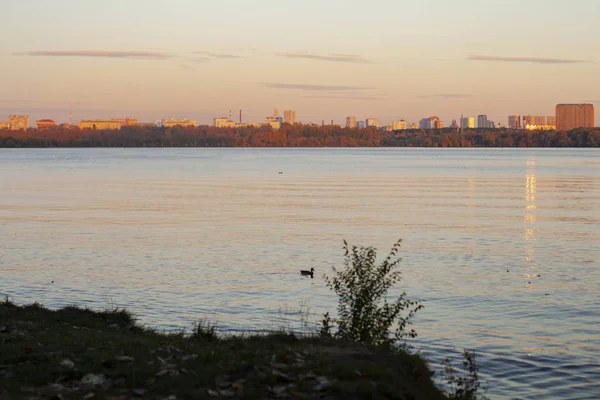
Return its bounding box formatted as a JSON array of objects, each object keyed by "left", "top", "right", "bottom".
[{"left": 1, "top": 148, "right": 599, "bottom": 399}]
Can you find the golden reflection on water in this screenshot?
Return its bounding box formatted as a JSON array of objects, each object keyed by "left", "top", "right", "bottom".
[{"left": 523, "top": 159, "right": 537, "bottom": 264}]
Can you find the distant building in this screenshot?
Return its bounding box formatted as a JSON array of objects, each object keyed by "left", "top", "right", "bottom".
[
  {"left": 346, "top": 116, "right": 357, "bottom": 128},
  {"left": 283, "top": 110, "right": 296, "bottom": 124},
  {"left": 154, "top": 120, "right": 163, "bottom": 128},
  {"left": 431, "top": 116, "right": 442, "bottom": 129},
  {"left": 419, "top": 116, "right": 442, "bottom": 129},
  {"left": 393, "top": 120, "right": 407, "bottom": 130},
  {"left": 365, "top": 118, "right": 379, "bottom": 128},
  {"left": 161, "top": 118, "right": 196, "bottom": 128},
  {"left": 460, "top": 117, "right": 475, "bottom": 129},
  {"left": 547, "top": 116, "right": 556, "bottom": 126},
  {"left": 496, "top": 122, "right": 506, "bottom": 129},
  {"left": 214, "top": 117, "right": 236, "bottom": 128},
  {"left": 384, "top": 125, "right": 394, "bottom": 132},
  {"left": 508, "top": 115, "right": 521, "bottom": 129},
  {"left": 477, "top": 115, "right": 488, "bottom": 129},
  {"left": 357, "top": 121, "right": 365, "bottom": 129},
  {"left": 8, "top": 115, "right": 29, "bottom": 131},
  {"left": 523, "top": 115, "right": 546, "bottom": 127},
  {"left": 556, "top": 104, "right": 594, "bottom": 131},
  {"left": 36, "top": 119, "right": 57, "bottom": 130},
  {"left": 450, "top": 119, "right": 459, "bottom": 129},
  {"left": 235, "top": 122, "right": 261, "bottom": 128},
  {"left": 409, "top": 122, "right": 419, "bottom": 129},
  {"left": 525, "top": 124, "right": 556, "bottom": 131},
  {"left": 265, "top": 116, "right": 283, "bottom": 130},
  {"left": 112, "top": 118, "right": 138, "bottom": 126},
  {"left": 0, "top": 121, "right": 9, "bottom": 130},
  {"left": 79, "top": 120, "right": 122, "bottom": 130},
  {"left": 485, "top": 120, "right": 495, "bottom": 129}
]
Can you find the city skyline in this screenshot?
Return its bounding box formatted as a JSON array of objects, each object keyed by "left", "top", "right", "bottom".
[
  {"left": 2, "top": 104, "right": 596, "bottom": 131},
  {"left": 1, "top": 0, "right": 599, "bottom": 125}
]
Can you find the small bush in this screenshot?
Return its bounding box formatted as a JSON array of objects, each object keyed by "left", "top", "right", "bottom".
[
  {"left": 441, "top": 350, "right": 489, "bottom": 400},
  {"left": 322, "top": 239, "right": 423, "bottom": 347}
]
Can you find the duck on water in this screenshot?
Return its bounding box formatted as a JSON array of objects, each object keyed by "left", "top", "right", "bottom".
[{"left": 300, "top": 268, "right": 315, "bottom": 278}]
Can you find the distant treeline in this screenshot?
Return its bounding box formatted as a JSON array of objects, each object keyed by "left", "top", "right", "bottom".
[{"left": 1, "top": 124, "right": 599, "bottom": 148}]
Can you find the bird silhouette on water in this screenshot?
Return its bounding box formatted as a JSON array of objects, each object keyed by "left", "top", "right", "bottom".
[{"left": 300, "top": 268, "right": 315, "bottom": 278}]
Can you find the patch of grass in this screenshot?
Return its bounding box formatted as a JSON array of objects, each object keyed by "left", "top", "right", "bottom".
[
  {"left": 1, "top": 296, "right": 16, "bottom": 307},
  {"left": 191, "top": 318, "right": 219, "bottom": 342},
  {"left": 0, "top": 302, "right": 446, "bottom": 399},
  {"left": 271, "top": 299, "right": 319, "bottom": 338},
  {"left": 441, "top": 350, "right": 489, "bottom": 400}
]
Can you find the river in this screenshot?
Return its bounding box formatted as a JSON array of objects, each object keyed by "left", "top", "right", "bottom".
[{"left": 1, "top": 148, "right": 598, "bottom": 399}]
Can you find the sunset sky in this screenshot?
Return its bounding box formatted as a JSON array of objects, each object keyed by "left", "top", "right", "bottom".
[{"left": 1, "top": 0, "right": 599, "bottom": 126}]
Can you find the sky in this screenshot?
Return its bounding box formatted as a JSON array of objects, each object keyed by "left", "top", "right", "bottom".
[{"left": 1, "top": 0, "right": 599, "bottom": 126}]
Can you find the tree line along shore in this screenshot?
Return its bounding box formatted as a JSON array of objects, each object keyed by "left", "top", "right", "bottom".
[{"left": 0, "top": 124, "right": 598, "bottom": 148}]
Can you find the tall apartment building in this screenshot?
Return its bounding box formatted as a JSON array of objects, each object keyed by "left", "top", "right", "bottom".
[
  {"left": 283, "top": 110, "right": 296, "bottom": 124},
  {"left": 431, "top": 116, "right": 442, "bottom": 129},
  {"left": 419, "top": 116, "right": 442, "bottom": 129},
  {"left": 508, "top": 115, "right": 521, "bottom": 129},
  {"left": 419, "top": 118, "right": 431, "bottom": 129},
  {"left": 556, "top": 104, "right": 594, "bottom": 131},
  {"left": 393, "top": 120, "right": 407, "bottom": 130},
  {"left": 460, "top": 117, "right": 475, "bottom": 129},
  {"left": 477, "top": 115, "right": 488, "bottom": 129},
  {"left": 346, "top": 116, "right": 357, "bottom": 128},
  {"left": 8, "top": 114, "right": 29, "bottom": 130},
  {"left": 547, "top": 116, "right": 556, "bottom": 126},
  {"left": 365, "top": 118, "right": 379, "bottom": 128},
  {"left": 357, "top": 121, "right": 365, "bottom": 129},
  {"left": 0, "top": 121, "right": 9, "bottom": 130}
]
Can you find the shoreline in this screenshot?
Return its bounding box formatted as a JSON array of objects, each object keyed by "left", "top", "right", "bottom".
[{"left": 0, "top": 299, "right": 449, "bottom": 399}]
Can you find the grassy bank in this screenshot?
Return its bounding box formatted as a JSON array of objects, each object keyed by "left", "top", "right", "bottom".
[{"left": 0, "top": 300, "right": 446, "bottom": 399}]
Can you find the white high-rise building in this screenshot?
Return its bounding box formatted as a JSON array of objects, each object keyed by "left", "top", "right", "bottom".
[
  {"left": 460, "top": 117, "right": 475, "bottom": 129},
  {"left": 477, "top": 115, "right": 488, "bottom": 128},
  {"left": 508, "top": 115, "right": 521, "bottom": 129},
  {"left": 346, "top": 116, "right": 357, "bottom": 128}
]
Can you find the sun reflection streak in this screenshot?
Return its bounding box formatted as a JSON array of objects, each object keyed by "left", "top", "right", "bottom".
[{"left": 524, "top": 159, "right": 537, "bottom": 264}]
